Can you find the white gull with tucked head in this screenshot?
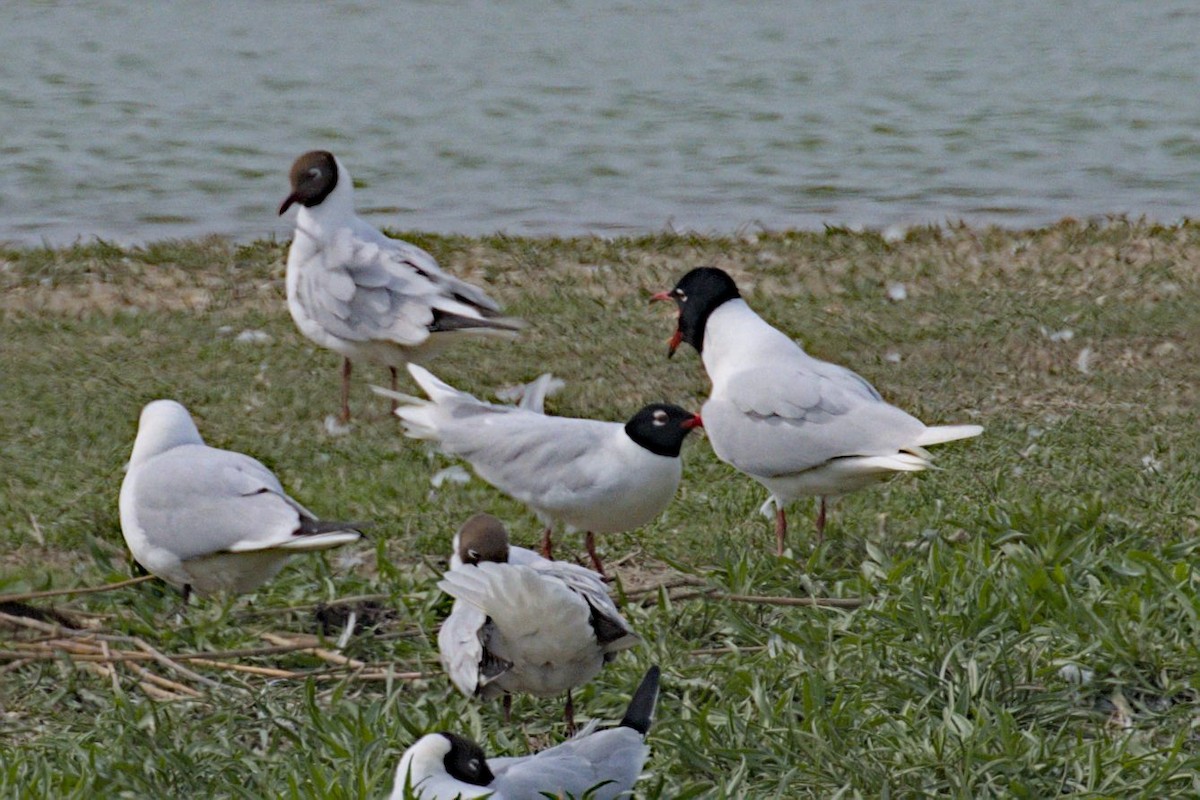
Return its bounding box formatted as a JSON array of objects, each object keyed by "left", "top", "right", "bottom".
[
  {"left": 390, "top": 666, "right": 660, "bottom": 800},
  {"left": 437, "top": 514, "right": 638, "bottom": 729},
  {"left": 379, "top": 364, "right": 702, "bottom": 575},
  {"left": 278, "top": 150, "right": 521, "bottom": 422},
  {"left": 118, "top": 400, "right": 362, "bottom": 599},
  {"left": 654, "top": 267, "right": 982, "bottom": 555}
]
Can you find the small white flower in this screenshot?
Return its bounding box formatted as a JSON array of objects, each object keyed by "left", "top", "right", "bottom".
[
  {"left": 235, "top": 329, "right": 273, "bottom": 345},
  {"left": 431, "top": 465, "right": 472, "bottom": 489}
]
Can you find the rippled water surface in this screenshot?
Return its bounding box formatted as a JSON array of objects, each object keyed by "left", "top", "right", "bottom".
[{"left": 4, "top": 1, "right": 1200, "bottom": 244}]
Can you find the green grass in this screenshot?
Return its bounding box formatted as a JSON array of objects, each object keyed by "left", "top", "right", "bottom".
[{"left": 4, "top": 220, "right": 1200, "bottom": 797}]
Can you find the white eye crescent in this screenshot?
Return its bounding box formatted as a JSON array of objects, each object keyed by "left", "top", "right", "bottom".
[{"left": 652, "top": 410, "right": 668, "bottom": 425}]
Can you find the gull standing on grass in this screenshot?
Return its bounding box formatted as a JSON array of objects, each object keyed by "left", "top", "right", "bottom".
[
  {"left": 278, "top": 150, "right": 522, "bottom": 423},
  {"left": 390, "top": 665, "right": 660, "bottom": 800},
  {"left": 653, "top": 267, "right": 982, "bottom": 555},
  {"left": 438, "top": 514, "right": 638, "bottom": 731},
  {"left": 379, "top": 364, "right": 703, "bottom": 575},
  {"left": 119, "top": 400, "right": 363, "bottom": 601}
]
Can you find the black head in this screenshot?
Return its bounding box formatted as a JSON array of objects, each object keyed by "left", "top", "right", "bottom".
[
  {"left": 650, "top": 267, "right": 741, "bottom": 356},
  {"left": 624, "top": 404, "right": 703, "bottom": 458},
  {"left": 456, "top": 513, "right": 511, "bottom": 565},
  {"left": 439, "top": 732, "right": 494, "bottom": 786},
  {"left": 279, "top": 150, "right": 339, "bottom": 215}
]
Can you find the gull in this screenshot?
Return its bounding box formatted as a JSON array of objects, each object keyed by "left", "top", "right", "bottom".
[
  {"left": 390, "top": 665, "right": 660, "bottom": 800},
  {"left": 653, "top": 267, "right": 982, "bottom": 555},
  {"left": 380, "top": 364, "right": 702, "bottom": 575},
  {"left": 119, "top": 400, "right": 363, "bottom": 601},
  {"left": 438, "top": 513, "right": 638, "bottom": 731},
  {"left": 278, "top": 150, "right": 521, "bottom": 423}
]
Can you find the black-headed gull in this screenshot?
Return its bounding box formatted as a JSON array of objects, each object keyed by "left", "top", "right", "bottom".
[
  {"left": 381, "top": 364, "right": 702, "bottom": 575},
  {"left": 438, "top": 514, "right": 638, "bottom": 730},
  {"left": 390, "top": 665, "right": 660, "bottom": 800},
  {"left": 119, "top": 400, "right": 363, "bottom": 600},
  {"left": 278, "top": 150, "right": 521, "bottom": 423},
  {"left": 653, "top": 267, "right": 982, "bottom": 554}
]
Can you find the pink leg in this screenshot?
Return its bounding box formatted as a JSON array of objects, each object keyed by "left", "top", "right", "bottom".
[
  {"left": 564, "top": 689, "right": 576, "bottom": 736},
  {"left": 775, "top": 506, "right": 787, "bottom": 557},
  {"left": 585, "top": 531, "right": 607, "bottom": 578},
  {"left": 389, "top": 366, "right": 399, "bottom": 415},
  {"left": 815, "top": 496, "right": 827, "bottom": 545},
  {"left": 339, "top": 357, "right": 353, "bottom": 423},
  {"left": 540, "top": 527, "right": 554, "bottom": 559}
]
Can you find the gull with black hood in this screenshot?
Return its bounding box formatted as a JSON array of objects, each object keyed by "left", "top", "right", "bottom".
[
  {"left": 653, "top": 266, "right": 982, "bottom": 554},
  {"left": 279, "top": 150, "right": 521, "bottom": 423}
]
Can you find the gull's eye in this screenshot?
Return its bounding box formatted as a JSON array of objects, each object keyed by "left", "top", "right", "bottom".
[
  {"left": 674, "top": 289, "right": 687, "bottom": 302},
  {"left": 467, "top": 757, "right": 481, "bottom": 775},
  {"left": 652, "top": 409, "right": 668, "bottom": 425},
  {"left": 466, "top": 548, "right": 481, "bottom": 563},
  {"left": 307, "top": 167, "right": 321, "bottom": 180}
]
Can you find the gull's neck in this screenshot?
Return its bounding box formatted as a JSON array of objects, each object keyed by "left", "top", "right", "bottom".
[{"left": 701, "top": 299, "right": 799, "bottom": 382}]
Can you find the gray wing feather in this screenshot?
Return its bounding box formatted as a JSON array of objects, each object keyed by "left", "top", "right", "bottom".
[
  {"left": 491, "top": 728, "right": 647, "bottom": 800},
  {"left": 438, "top": 599, "right": 489, "bottom": 697},
  {"left": 713, "top": 363, "right": 926, "bottom": 477},
  {"left": 432, "top": 409, "right": 615, "bottom": 497},
  {"left": 130, "top": 445, "right": 304, "bottom": 561},
  {"left": 300, "top": 226, "right": 503, "bottom": 347}
]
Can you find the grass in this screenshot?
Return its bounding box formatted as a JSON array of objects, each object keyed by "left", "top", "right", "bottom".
[{"left": 3, "top": 219, "right": 1200, "bottom": 797}]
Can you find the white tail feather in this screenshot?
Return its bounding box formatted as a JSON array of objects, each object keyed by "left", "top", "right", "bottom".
[
  {"left": 228, "top": 530, "right": 361, "bottom": 553},
  {"left": 406, "top": 363, "right": 474, "bottom": 405},
  {"left": 438, "top": 562, "right": 588, "bottom": 643},
  {"left": 845, "top": 453, "right": 930, "bottom": 474},
  {"left": 914, "top": 424, "right": 984, "bottom": 447}
]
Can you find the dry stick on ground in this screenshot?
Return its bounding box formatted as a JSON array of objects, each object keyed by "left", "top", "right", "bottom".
[
  {"left": 623, "top": 575, "right": 710, "bottom": 599},
  {"left": 0, "top": 640, "right": 358, "bottom": 664},
  {"left": 0, "top": 615, "right": 431, "bottom": 688},
  {"left": 260, "top": 632, "right": 367, "bottom": 669},
  {"left": 0, "top": 611, "right": 233, "bottom": 692},
  {"left": 247, "top": 593, "right": 395, "bottom": 616},
  {"left": 669, "top": 590, "right": 866, "bottom": 608},
  {"left": 689, "top": 645, "right": 771, "bottom": 657},
  {"left": 0, "top": 575, "right": 157, "bottom": 605}
]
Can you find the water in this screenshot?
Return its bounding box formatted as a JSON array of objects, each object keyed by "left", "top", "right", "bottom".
[{"left": 4, "top": 1, "right": 1200, "bottom": 245}]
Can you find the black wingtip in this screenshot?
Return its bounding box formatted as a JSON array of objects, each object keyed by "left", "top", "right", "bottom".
[
  {"left": 619, "top": 665, "right": 661, "bottom": 735},
  {"left": 298, "top": 519, "right": 373, "bottom": 536}
]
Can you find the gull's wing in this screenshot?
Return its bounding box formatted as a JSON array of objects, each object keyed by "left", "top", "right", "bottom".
[
  {"left": 515, "top": 556, "right": 638, "bottom": 652},
  {"left": 127, "top": 444, "right": 350, "bottom": 560},
  {"left": 396, "top": 373, "right": 622, "bottom": 503},
  {"left": 708, "top": 359, "right": 928, "bottom": 478},
  {"left": 490, "top": 727, "right": 647, "bottom": 800},
  {"left": 293, "top": 225, "right": 514, "bottom": 348},
  {"left": 438, "top": 598, "right": 491, "bottom": 698},
  {"left": 437, "top": 563, "right": 596, "bottom": 667}
]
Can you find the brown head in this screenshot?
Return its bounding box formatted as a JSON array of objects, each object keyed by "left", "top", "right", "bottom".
[
  {"left": 455, "top": 513, "right": 511, "bottom": 565},
  {"left": 278, "top": 150, "right": 339, "bottom": 215}
]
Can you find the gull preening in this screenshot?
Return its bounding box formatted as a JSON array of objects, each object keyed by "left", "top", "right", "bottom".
[
  {"left": 390, "top": 665, "right": 661, "bottom": 800},
  {"left": 438, "top": 514, "right": 638, "bottom": 730},
  {"left": 278, "top": 150, "right": 521, "bottom": 423},
  {"left": 381, "top": 363, "right": 702, "bottom": 575},
  {"left": 118, "top": 400, "right": 363, "bottom": 600},
  {"left": 654, "top": 266, "right": 982, "bottom": 554}
]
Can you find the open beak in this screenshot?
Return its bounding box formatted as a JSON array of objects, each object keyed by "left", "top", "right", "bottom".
[
  {"left": 667, "top": 328, "right": 682, "bottom": 358},
  {"left": 682, "top": 413, "right": 703, "bottom": 430},
  {"left": 649, "top": 290, "right": 673, "bottom": 303},
  {"left": 278, "top": 192, "right": 299, "bottom": 216}
]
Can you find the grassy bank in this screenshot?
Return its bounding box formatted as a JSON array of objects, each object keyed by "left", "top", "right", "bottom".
[{"left": 3, "top": 220, "right": 1200, "bottom": 797}]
